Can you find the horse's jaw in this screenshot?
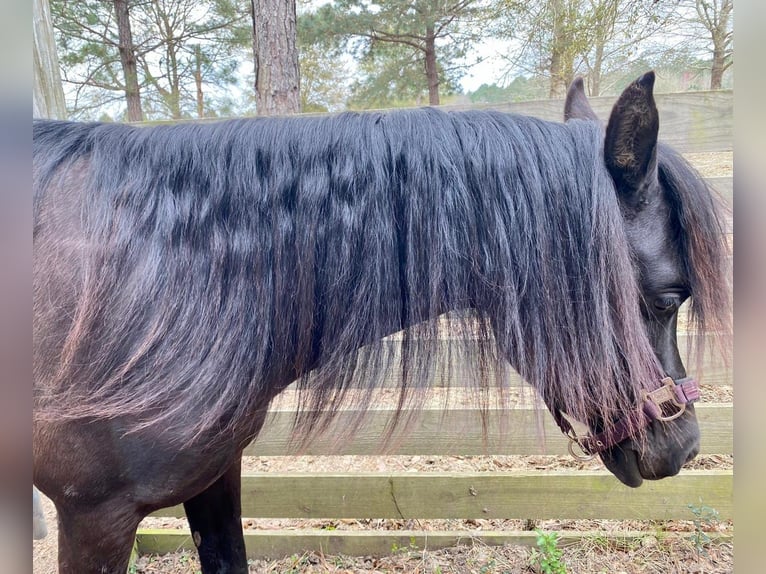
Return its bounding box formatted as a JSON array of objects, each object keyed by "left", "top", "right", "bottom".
[
  {"left": 600, "top": 446, "right": 644, "bottom": 488},
  {"left": 599, "top": 423, "right": 700, "bottom": 488}
]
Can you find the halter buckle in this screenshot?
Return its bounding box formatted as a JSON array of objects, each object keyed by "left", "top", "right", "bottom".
[
  {"left": 566, "top": 429, "right": 597, "bottom": 461},
  {"left": 643, "top": 377, "right": 687, "bottom": 422}
]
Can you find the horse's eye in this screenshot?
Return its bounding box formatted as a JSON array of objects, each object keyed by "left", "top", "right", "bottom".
[{"left": 654, "top": 294, "right": 681, "bottom": 311}]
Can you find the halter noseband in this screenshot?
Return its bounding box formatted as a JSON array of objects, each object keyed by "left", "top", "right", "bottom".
[{"left": 557, "top": 376, "right": 701, "bottom": 460}]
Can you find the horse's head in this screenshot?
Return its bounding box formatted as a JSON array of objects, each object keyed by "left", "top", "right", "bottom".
[{"left": 563, "top": 72, "right": 725, "bottom": 487}]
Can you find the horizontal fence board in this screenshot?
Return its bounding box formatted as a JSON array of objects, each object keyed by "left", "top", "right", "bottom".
[
  {"left": 275, "top": 331, "right": 731, "bottom": 393},
  {"left": 247, "top": 404, "right": 731, "bottom": 457},
  {"left": 136, "top": 528, "right": 733, "bottom": 560},
  {"left": 152, "top": 470, "right": 731, "bottom": 521},
  {"left": 438, "top": 91, "right": 732, "bottom": 154}
]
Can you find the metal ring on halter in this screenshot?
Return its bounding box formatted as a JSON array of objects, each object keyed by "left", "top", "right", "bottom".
[
  {"left": 643, "top": 377, "right": 687, "bottom": 422},
  {"left": 566, "top": 430, "right": 597, "bottom": 461}
]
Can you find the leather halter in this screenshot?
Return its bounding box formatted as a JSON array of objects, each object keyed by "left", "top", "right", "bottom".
[{"left": 556, "top": 376, "right": 701, "bottom": 459}]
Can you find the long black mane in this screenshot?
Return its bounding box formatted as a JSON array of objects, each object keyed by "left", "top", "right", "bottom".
[
  {"left": 33, "top": 108, "right": 725, "bottom": 446},
  {"left": 656, "top": 143, "right": 731, "bottom": 367}
]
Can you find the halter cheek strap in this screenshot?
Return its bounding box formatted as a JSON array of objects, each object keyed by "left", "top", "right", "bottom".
[{"left": 558, "top": 376, "right": 701, "bottom": 459}]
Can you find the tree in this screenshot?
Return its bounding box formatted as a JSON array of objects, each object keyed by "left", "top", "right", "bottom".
[
  {"left": 497, "top": 0, "right": 681, "bottom": 97},
  {"left": 346, "top": 39, "right": 464, "bottom": 108},
  {"left": 496, "top": 0, "right": 597, "bottom": 98},
  {"left": 34, "top": 0, "right": 67, "bottom": 118},
  {"left": 298, "top": 43, "right": 350, "bottom": 112},
  {"left": 113, "top": 0, "right": 143, "bottom": 120},
  {"left": 51, "top": 0, "right": 124, "bottom": 117},
  {"left": 468, "top": 75, "right": 546, "bottom": 103},
  {"left": 580, "top": 0, "right": 681, "bottom": 96},
  {"left": 693, "top": 0, "right": 733, "bottom": 89},
  {"left": 133, "top": 0, "right": 245, "bottom": 119},
  {"left": 51, "top": 0, "right": 247, "bottom": 120},
  {"left": 251, "top": 0, "right": 301, "bottom": 115},
  {"left": 304, "top": 0, "right": 491, "bottom": 107}
]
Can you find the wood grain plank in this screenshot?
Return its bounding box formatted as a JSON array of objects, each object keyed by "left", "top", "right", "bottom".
[
  {"left": 272, "top": 329, "right": 732, "bottom": 393},
  {"left": 151, "top": 470, "right": 731, "bottom": 521},
  {"left": 245, "top": 404, "right": 732, "bottom": 457}
]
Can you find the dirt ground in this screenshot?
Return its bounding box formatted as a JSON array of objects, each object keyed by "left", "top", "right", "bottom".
[
  {"left": 135, "top": 537, "right": 734, "bottom": 574},
  {"left": 32, "top": 152, "right": 733, "bottom": 573}
]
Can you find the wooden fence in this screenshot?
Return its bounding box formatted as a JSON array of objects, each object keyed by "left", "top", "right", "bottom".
[
  {"left": 136, "top": 90, "right": 733, "bottom": 560},
  {"left": 440, "top": 90, "right": 733, "bottom": 154}
]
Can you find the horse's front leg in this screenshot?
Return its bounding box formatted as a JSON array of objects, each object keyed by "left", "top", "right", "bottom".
[
  {"left": 183, "top": 456, "right": 247, "bottom": 574},
  {"left": 56, "top": 497, "right": 143, "bottom": 574}
]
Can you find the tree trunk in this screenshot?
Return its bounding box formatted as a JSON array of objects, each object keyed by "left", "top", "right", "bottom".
[
  {"left": 710, "top": 46, "right": 725, "bottom": 89},
  {"left": 113, "top": 0, "right": 143, "bottom": 121},
  {"left": 194, "top": 45, "right": 204, "bottom": 118},
  {"left": 548, "top": 0, "right": 568, "bottom": 98},
  {"left": 424, "top": 24, "right": 439, "bottom": 106},
  {"left": 155, "top": 8, "right": 182, "bottom": 119},
  {"left": 697, "top": 0, "right": 733, "bottom": 90},
  {"left": 709, "top": 0, "right": 732, "bottom": 90},
  {"left": 251, "top": 0, "right": 300, "bottom": 116},
  {"left": 33, "top": 0, "right": 67, "bottom": 119},
  {"left": 590, "top": 41, "right": 604, "bottom": 97},
  {"left": 168, "top": 44, "right": 181, "bottom": 119}
]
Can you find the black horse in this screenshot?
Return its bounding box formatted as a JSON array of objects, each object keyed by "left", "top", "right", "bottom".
[{"left": 33, "top": 73, "right": 729, "bottom": 573}]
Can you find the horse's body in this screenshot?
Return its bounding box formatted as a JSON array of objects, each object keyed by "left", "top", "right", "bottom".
[{"left": 33, "top": 73, "right": 729, "bottom": 573}]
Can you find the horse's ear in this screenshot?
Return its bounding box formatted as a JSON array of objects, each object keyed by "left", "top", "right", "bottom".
[
  {"left": 564, "top": 77, "right": 599, "bottom": 122},
  {"left": 604, "top": 71, "right": 659, "bottom": 206}
]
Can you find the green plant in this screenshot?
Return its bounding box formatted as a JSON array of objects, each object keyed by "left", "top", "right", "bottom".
[
  {"left": 391, "top": 536, "right": 419, "bottom": 554},
  {"left": 529, "top": 529, "right": 567, "bottom": 574},
  {"left": 688, "top": 500, "right": 720, "bottom": 556}
]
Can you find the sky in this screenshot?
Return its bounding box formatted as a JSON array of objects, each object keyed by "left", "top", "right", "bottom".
[{"left": 458, "top": 38, "right": 516, "bottom": 92}]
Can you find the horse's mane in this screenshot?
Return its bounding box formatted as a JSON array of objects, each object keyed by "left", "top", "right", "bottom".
[
  {"left": 34, "top": 109, "right": 719, "bottom": 448},
  {"left": 657, "top": 144, "right": 732, "bottom": 371}
]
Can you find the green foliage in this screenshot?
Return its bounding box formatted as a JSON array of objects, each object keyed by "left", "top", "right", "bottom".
[
  {"left": 298, "top": 40, "right": 351, "bottom": 112},
  {"left": 345, "top": 41, "right": 463, "bottom": 109},
  {"left": 529, "top": 529, "right": 567, "bottom": 574},
  {"left": 469, "top": 82, "right": 512, "bottom": 104},
  {"left": 391, "top": 536, "right": 419, "bottom": 554},
  {"left": 468, "top": 75, "right": 547, "bottom": 104},
  {"left": 688, "top": 500, "right": 720, "bottom": 556},
  {"left": 300, "top": 0, "right": 492, "bottom": 108}
]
